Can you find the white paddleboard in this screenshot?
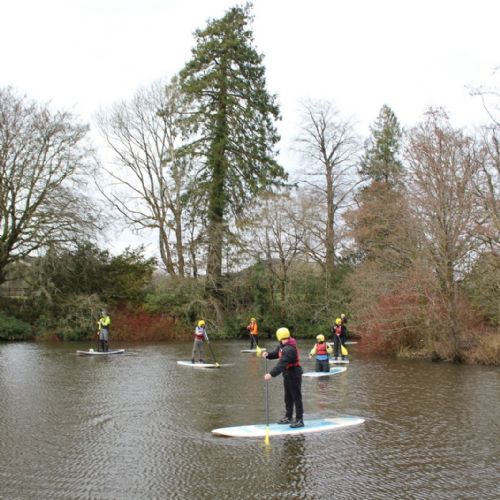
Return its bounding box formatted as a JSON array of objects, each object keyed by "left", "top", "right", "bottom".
[
  {"left": 345, "top": 341, "right": 358, "bottom": 345},
  {"left": 177, "top": 360, "right": 220, "bottom": 368},
  {"left": 212, "top": 415, "right": 365, "bottom": 438},
  {"left": 240, "top": 348, "right": 266, "bottom": 353},
  {"left": 330, "top": 358, "right": 350, "bottom": 364},
  {"left": 303, "top": 367, "right": 347, "bottom": 377},
  {"left": 77, "top": 349, "right": 125, "bottom": 356}
]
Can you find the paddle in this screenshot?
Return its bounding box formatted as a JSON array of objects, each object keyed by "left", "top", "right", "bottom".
[
  {"left": 255, "top": 344, "right": 263, "bottom": 357},
  {"left": 204, "top": 329, "right": 220, "bottom": 367},
  {"left": 340, "top": 341, "right": 348, "bottom": 357},
  {"left": 264, "top": 357, "right": 270, "bottom": 446}
]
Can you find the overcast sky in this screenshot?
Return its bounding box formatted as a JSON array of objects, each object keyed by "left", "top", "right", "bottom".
[
  {"left": 3, "top": 0, "right": 499, "bottom": 129},
  {"left": 2, "top": 0, "right": 499, "bottom": 252}
]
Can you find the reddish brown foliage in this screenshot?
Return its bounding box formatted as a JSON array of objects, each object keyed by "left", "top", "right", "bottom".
[
  {"left": 353, "top": 276, "right": 499, "bottom": 364},
  {"left": 109, "top": 305, "right": 181, "bottom": 341},
  {"left": 355, "top": 287, "right": 425, "bottom": 355}
]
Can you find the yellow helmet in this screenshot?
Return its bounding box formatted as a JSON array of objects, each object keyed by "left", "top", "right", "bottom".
[
  {"left": 250, "top": 317, "right": 256, "bottom": 322},
  {"left": 198, "top": 320, "right": 205, "bottom": 327},
  {"left": 276, "top": 327, "right": 290, "bottom": 342},
  {"left": 335, "top": 318, "right": 342, "bottom": 325},
  {"left": 316, "top": 334, "right": 325, "bottom": 342}
]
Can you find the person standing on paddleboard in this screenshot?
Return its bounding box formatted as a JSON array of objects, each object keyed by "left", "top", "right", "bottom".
[
  {"left": 192, "top": 320, "right": 206, "bottom": 363},
  {"left": 308, "top": 334, "right": 333, "bottom": 372},
  {"left": 330, "top": 318, "right": 347, "bottom": 361},
  {"left": 340, "top": 313, "right": 349, "bottom": 339},
  {"left": 97, "top": 310, "right": 111, "bottom": 352},
  {"left": 263, "top": 327, "right": 304, "bottom": 428},
  {"left": 246, "top": 317, "right": 259, "bottom": 349}
]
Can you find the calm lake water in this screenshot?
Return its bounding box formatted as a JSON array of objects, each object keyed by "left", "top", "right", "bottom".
[{"left": 0, "top": 340, "right": 498, "bottom": 499}]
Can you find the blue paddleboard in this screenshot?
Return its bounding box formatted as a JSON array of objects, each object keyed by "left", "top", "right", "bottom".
[
  {"left": 303, "top": 366, "right": 347, "bottom": 377},
  {"left": 329, "top": 358, "right": 349, "bottom": 364},
  {"left": 177, "top": 360, "right": 221, "bottom": 368},
  {"left": 212, "top": 416, "right": 364, "bottom": 438},
  {"left": 77, "top": 349, "right": 125, "bottom": 356}
]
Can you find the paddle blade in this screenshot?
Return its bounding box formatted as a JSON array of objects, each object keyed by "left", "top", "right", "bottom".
[
  {"left": 341, "top": 344, "right": 348, "bottom": 356},
  {"left": 256, "top": 345, "right": 262, "bottom": 357},
  {"left": 264, "top": 425, "right": 270, "bottom": 446}
]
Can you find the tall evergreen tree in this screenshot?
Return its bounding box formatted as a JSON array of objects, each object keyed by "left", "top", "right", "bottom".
[
  {"left": 347, "top": 105, "right": 414, "bottom": 267},
  {"left": 360, "top": 104, "right": 403, "bottom": 184},
  {"left": 179, "top": 3, "right": 286, "bottom": 298}
]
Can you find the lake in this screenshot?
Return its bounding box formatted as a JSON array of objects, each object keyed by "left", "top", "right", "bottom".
[{"left": 0, "top": 340, "right": 498, "bottom": 499}]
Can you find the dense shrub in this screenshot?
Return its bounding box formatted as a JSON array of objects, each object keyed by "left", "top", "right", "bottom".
[{"left": 0, "top": 312, "right": 33, "bottom": 340}]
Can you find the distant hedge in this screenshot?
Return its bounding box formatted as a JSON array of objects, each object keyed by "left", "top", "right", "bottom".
[{"left": 0, "top": 312, "right": 33, "bottom": 340}]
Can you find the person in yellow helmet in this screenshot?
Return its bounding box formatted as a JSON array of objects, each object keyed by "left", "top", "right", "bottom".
[
  {"left": 340, "top": 313, "right": 349, "bottom": 339},
  {"left": 97, "top": 309, "right": 111, "bottom": 352},
  {"left": 330, "top": 317, "right": 347, "bottom": 360},
  {"left": 309, "top": 334, "right": 333, "bottom": 372},
  {"left": 263, "top": 327, "right": 304, "bottom": 428},
  {"left": 246, "top": 317, "right": 259, "bottom": 349},
  {"left": 191, "top": 320, "right": 207, "bottom": 363}
]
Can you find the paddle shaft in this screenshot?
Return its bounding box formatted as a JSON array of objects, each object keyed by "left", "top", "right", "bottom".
[
  {"left": 265, "top": 357, "right": 269, "bottom": 427},
  {"left": 204, "top": 330, "right": 219, "bottom": 365}
]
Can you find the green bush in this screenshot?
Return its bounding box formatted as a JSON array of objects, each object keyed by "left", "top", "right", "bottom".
[{"left": 0, "top": 312, "right": 33, "bottom": 340}]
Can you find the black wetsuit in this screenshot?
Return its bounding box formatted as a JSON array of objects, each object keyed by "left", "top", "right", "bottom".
[{"left": 267, "top": 340, "right": 303, "bottom": 421}]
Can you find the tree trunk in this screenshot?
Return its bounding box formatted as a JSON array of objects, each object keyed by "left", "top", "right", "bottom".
[{"left": 325, "top": 165, "right": 335, "bottom": 290}]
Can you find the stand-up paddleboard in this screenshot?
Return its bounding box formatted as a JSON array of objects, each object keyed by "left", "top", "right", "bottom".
[
  {"left": 303, "top": 366, "right": 347, "bottom": 377},
  {"left": 77, "top": 349, "right": 125, "bottom": 356},
  {"left": 330, "top": 358, "right": 350, "bottom": 364},
  {"left": 177, "top": 360, "right": 220, "bottom": 368},
  {"left": 240, "top": 348, "right": 266, "bottom": 353},
  {"left": 212, "top": 415, "right": 364, "bottom": 438},
  {"left": 345, "top": 341, "right": 358, "bottom": 345}
]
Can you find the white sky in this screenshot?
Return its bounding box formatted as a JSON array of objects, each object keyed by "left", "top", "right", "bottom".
[{"left": 2, "top": 0, "right": 499, "bottom": 253}]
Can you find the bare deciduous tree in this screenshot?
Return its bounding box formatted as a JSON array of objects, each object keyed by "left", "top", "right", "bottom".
[
  {"left": 0, "top": 87, "right": 98, "bottom": 286},
  {"left": 475, "top": 126, "right": 500, "bottom": 254},
  {"left": 293, "top": 100, "right": 361, "bottom": 284},
  {"left": 246, "top": 192, "right": 305, "bottom": 318},
  {"left": 405, "top": 108, "right": 484, "bottom": 353},
  {"left": 97, "top": 78, "right": 202, "bottom": 277}
]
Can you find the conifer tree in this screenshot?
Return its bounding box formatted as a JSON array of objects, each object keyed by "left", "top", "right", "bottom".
[
  {"left": 179, "top": 4, "right": 285, "bottom": 298},
  {"left": 360, "top": 104, "right": 403, "bottom": 185}
]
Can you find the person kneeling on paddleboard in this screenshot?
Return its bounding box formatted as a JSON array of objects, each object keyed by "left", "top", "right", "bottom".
[
  {"left": 309, "top": 334, "right": 333, "bottom": 372},
  {"left": 263, "top": 327, "right": 304, "bottom": 428}
]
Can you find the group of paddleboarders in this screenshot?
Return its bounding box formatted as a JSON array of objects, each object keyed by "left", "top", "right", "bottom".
[
  {"left": 189, "top": 314, "right": 349, "bottom": 429},
  {"left": 308, "top": 316, "right": 348, "bottom": 371}
]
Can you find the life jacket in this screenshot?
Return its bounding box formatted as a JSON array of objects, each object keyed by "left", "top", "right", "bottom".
[
  {"left": 278, "top": 338, "right": 301, "bottom": 369},
  {"left": 194, "top": 326, "right": 205, "bottom": 340},
  {"left": 315, "top": 342, "right": 328, "bottom": 356},
  {"left": 98, "top": 316, "right": 111, "bottom": 330},
  {"left": 247, "top": 321, "right": 258, "bottom": 335},
  {"left": 334, "top": 325, "right": 342, "bottom": 336}
]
